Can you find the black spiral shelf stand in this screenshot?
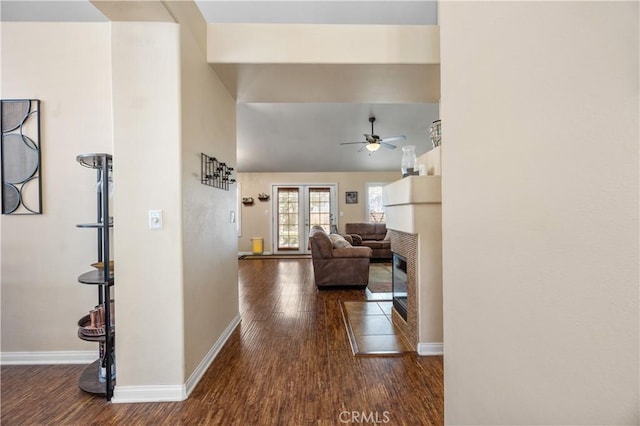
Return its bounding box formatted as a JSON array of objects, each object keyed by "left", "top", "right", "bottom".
[{"left": 76, "top": 153, "right": 115, "bottom": 401}]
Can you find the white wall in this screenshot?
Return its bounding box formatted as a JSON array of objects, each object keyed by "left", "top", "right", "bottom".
[
  {"left": 0, "top": 23, "right": 113, "bottom": 357},
  {"left": 440, "top": 2, "right": 639, "bottom": 424}
]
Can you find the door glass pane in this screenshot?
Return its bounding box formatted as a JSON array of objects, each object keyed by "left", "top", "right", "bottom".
[
  {"left": 309, "top": 188, "right": 331, "bottom": 232},
  {"left": 277, "top": 188, "right": 299, "bottom": 250},
  {"left": 367, "top": 185, "right": 386, "bottom": 222}
]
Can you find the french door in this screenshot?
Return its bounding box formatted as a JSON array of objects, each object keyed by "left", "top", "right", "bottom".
[{"left": 272, "top": 184, "right": 337, "bottom": 254}]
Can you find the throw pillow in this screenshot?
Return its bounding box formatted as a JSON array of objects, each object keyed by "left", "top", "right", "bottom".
[
  {"left": 349, "top": 234, "right": 363, "bottom": 245},
  {"left": 329, "top": 234, "right": 352, "bottom": 249}
]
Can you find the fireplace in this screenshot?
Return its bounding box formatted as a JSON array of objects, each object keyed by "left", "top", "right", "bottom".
[
  {"left": 392, "top": 252, "right": 408, "bottom": 321},
  {"left": 384, "top": 175, "right": 443, "bottom": 354}
]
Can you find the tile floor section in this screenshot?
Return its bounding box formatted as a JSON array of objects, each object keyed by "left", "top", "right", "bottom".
[
  {"left": 341, "top": 300, "right": 414, "bottom": 356},
  {"left": 365, "top": 287, "right": 392, "bottom": 301}
]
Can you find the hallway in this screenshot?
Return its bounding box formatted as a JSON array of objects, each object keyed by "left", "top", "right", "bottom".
[{"left": 1, "top": 259, "right": 443, "bottom": 425}]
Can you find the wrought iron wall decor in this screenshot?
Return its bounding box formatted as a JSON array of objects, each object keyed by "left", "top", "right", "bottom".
[
  {"left": 1, "top": 99, "right": 42, "bottom": 214},
  {"left": 201, "top": 153, "right": 235, "bottom": 191}
]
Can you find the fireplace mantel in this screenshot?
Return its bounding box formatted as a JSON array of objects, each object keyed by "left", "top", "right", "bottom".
[{"left": 383, "top": 175, "right": 441, "bottom": 234}]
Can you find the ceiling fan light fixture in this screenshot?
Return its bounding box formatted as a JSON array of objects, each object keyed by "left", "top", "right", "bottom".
[{"left": 339, "top": 115, "right": 405, "bottom": 153}]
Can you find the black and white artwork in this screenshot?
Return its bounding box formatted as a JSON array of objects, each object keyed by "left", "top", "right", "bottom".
[{"left": 1, "top": 99, "right": 42, "bottom": 214}]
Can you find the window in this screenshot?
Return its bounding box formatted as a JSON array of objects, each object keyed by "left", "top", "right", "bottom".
[
  {"left": 366, "top": 182, "right": 387, "bottom": 223},
  {"left": 308, "top": 187, "right": 331, "bottom": 232}
]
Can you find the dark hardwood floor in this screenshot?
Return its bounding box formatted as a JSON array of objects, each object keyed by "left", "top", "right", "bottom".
[{"left": 1, "top": 259, "right": 443, "bottom": 425}]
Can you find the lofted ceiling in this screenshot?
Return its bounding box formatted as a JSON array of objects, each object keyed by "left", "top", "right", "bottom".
[
  {"left": 238, "top": 103, "right": 438, "bottom": 172},
  {"left": 1, "top": 1, "right": 440, "bottom": 172}
]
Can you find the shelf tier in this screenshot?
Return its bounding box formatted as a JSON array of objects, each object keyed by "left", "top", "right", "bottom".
[
  {"left": 79, "top": 360, "right": 109, "bottom": 395},
  {"left": 78, "top": 270, "right": 114, "bottom": 285},
  {"left": 76, "top": 153, "right": 112, "bottom": 169},
  {"left": 77, "top": 315, "right": 115, "bottom": 342},
  {"left": 77, "top": 328, "right": 115, "bottom": 342},
  {"left": 76, "top": 222, "right": 113, "bottom": 229}
]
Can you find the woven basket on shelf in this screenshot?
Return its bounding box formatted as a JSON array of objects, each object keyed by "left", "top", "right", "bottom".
[{"left": 90, "top": 260, "right": 114, "bottom": 272}]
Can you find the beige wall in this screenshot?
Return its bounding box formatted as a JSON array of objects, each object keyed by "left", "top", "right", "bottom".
[
  {"left": 0, "top": 23, "right": 113, "bottom": 354},
  {"left": 111, "top": 22, "right": 185, "bottom": 388},
  {"left": 237, "top": 171, "right": 400, "bottom": 253},
  {"left": 418, "top": 146, "right": 441, "bottom": 176},
  {"left": 208, "top": 23, "right": 439, "bottom": 64},
  {"left": 172, "top": 4, "right": 239, "bottom": 381},
  {"left": 1, "top": 14, "right": 240, "bottom": 399},
  {"left": 207, "top": 23, "right": 440, "bottom": 103},
  {"left": 440, "top": 2, "right": 639, "bottom": 424},
  {"left": 108, "top": 7, "right": 239, "bottom": 395}
]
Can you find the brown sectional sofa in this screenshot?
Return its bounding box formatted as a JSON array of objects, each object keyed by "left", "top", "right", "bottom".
[
  {"left": 344, "top": 223, "right": 392, "bottom": 260},
  {"left": 308, "top": 225, "right": 372, "bottom": 288}
]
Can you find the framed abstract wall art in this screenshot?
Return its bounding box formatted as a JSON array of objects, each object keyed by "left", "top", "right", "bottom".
[{"left": 1, "top": 99, "right": 42, "bottom": 214}]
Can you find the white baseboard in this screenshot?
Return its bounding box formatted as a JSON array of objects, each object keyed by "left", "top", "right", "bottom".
[
  {"left": 238, "top": 251, "right": 273, "bottom": 256},
  {"left": 0, "top": 350, "right": 98, "bottom": 365},
  {"left": 112, "top": 314, "right": 242, "bottom": 404},
  {"left": 417, "top": 342, "right": 443, "bottom": 356},
  {"left": 184, "top": 313, "right": 241, "bottom": 396},
  {"left": 113, "top": 385, "right": 186, "bottom": 403}
]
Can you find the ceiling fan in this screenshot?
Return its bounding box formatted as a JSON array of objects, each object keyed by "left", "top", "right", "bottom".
[{"left": 340, "top": 116, "right": 406, "bottom": 152}]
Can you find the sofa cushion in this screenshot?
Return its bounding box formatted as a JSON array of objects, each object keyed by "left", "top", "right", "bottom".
[
  {"left": 362, "top": 240, "right": 389, "bottom": 250},
  {"left": 332, "top": 246, "right": 373, "bottom": 258},
  {"left": 345, "top": 223, "right": 387, "bottom": 241}
]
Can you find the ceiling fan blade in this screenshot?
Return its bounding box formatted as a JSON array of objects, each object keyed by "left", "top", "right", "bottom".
[
  {"left": 380, "top": 142, "right": 397, "bottom": 150},
  {"left": 380, "top": 135, "right": 406, "bottom": 143},
  {"left": 340, "top": 141, "right": 367, "bottom": 145},
  {"left": 357, "top": 144, "right": 369, "bottom": 152}
]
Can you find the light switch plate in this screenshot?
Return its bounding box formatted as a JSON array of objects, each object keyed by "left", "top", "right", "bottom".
[{"left": 149, "top": 209, "right": 162, "bottom": 230}]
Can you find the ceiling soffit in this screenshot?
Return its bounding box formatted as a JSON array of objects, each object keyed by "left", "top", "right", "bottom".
[
  {"left": 90, "top": 1, "right": 176, "bottom": 22},
  {"left": 212, "top": 64, "right": 440, "bottom": 104},
  {"left": 206, "top": 23, "right": 441, "bottom": 104}
]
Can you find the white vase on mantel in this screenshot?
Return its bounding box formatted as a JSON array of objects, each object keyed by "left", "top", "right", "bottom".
[{"left": 401, "top": 145, "right": 418, "bottom": 178}]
